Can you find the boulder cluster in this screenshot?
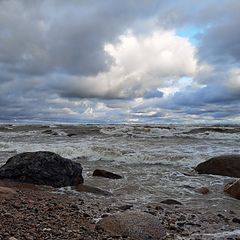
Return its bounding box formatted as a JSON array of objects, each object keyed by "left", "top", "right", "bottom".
[
  {"left": 0, "top": 151, "right": 167, "bottom": 239},
  {"left": 195, "top": 154, "right": 240, "bottom": 200},
  {"left": 0, "top": 151, "right": 240, "bottom": 239}
]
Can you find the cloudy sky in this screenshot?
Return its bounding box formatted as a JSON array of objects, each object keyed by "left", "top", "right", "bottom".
[{"left": 0, "top": 0, "right": 240, "bottom": 123}]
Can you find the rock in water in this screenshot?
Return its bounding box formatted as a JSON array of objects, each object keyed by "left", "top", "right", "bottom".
[
  {"left": 0, "top": 151, "right": 83, "bottom": 187},
  {"left": 93, "top": 169, "right": 122, "bottom": 179},
  {"left": 194, "top": 187, "right": 210, "bottom": 194},
  {"left": 73, "top": 184, "right": 112, "bottom": 196},
  {"left": 96, "top": 211, "right": 166, "bottom": 240},
  {"left": 224, "top": 179, "right": 240, "bottom": 200},
  {"left": 195, "top": 155, "right": 240, "bottom": 177},
  {"left": 160, "top": 199, "right": 182, "bottom": 205}
]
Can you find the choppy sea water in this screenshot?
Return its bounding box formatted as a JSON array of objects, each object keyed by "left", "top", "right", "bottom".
[{"left": 0, "top": 124, "right": 240, "bottom": 212}]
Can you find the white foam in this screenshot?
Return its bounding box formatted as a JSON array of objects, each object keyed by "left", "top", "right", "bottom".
[
  {"left": 192, "top": 229, "right": 240, "bottom": 239},
  {"left": 1, "top": 124, "right": 240, "bottom": 211}
]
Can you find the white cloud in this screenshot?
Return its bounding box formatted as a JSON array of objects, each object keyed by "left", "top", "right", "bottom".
[{"left": 61, "top": 30, "right": 197, "bottom": 99}]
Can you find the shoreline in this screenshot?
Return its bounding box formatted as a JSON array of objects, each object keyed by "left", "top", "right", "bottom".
[
  {"left": 1, "top": 125, "right": 240, "bottom": 239},
  {"left": 1, "top": 180, "right": 240, "bottom": 240}
]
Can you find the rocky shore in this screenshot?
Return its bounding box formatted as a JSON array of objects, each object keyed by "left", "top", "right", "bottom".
[
  {"left": 1, "top": 179, "right": 240, "bottom": 240},
  {"left": 1, "top": 151, "right": 240, "bottom": 239}
]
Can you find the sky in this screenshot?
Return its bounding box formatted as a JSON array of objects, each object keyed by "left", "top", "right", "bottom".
[{"left": 0, "top": 0, "right": 240, "bottom": 124}]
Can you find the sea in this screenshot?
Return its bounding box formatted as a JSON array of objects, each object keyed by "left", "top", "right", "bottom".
[{"left": 0, "top": 123, "right": 240, "bottom": 213}]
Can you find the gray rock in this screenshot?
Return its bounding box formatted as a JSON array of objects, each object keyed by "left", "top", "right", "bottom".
[
  {"left": 232, "top": 217, "right": 240, "bottom": 224},
  {"left": 42, "top": 129, "right": 58, "bottom": 135},
  {"left": 194, "top": 187, "right": 210, "bottom": 194},
  {"left": 195, "top": 155, "right": 240, "bottom": 177},
  {"left": 0, "top": 151, "right": 83, "bottom": 187},
  {"left": 160, "top": 199, "right": 182, "bottom": 205},
  {"left": 93, "top": 169, "right": 122, "bottom": 179},
  {"left": 96, "top": 211, "right": 166, "bottom": 240}
]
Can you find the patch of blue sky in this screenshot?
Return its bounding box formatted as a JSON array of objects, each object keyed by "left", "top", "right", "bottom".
[{"left": 176, "top": 25, "right": 204, "bottom": 46}]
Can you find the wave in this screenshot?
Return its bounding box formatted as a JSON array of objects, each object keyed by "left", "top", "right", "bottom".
[{"left": 183, "top": 127, "right": 240, "bottom": 134}]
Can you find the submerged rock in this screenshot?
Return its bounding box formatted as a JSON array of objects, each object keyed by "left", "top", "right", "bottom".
[
  {"left": 0, "top": 151, "right": 83, "bottom": 187},
  {"left": 224, "top": 179, "right": 240, "bottom": 200},
  {"left": 67, "top": 133, "right": 77, "bottom": 137},
  {"left": 96, "top": 211, "right": 166, "bottom": 240},
  {"left": 93, "top": 169, "right": 122, "bottom": 179},
  {"left": 195, "top": 155, "right": 240, "bottom": 177},
  {"left": 232, "top": 217, "right": 240, "bottom": 224},
  {"left": 42, "top": 129, "right": 58, "bottom": 136},
  {"left": 73, "top": 184, "right": 112, "bottom": 196},
  {"left": 160, "top": 199, "right": 182, "bottom": 205},
  {"left": 194, "top": 187, "right": 210, "bottom": 194}
]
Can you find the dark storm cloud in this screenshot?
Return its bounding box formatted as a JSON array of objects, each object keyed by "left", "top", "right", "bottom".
[
  {"left": 157, "top": 82, "right": 240, "bottom": 121},
  {"left": 169, "top": 85, "right": 240, "bottom": 107},
  {"left": 199, "top": 17, "right": 240, "bottom": 65},
  {"left": 0, "top": 0, "right": 163, "bottom": 77},
  {"left": 0, "top": 0, "right": 166, "bottom": 121}
]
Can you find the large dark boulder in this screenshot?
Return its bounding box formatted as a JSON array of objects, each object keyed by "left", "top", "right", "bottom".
[
  {"left": 96, "top": 211, "right": 166, "bottom": 240},
  {"left": 195, "top": 155, "right": 240, "bottom": 177},
  {"left": 0, "top": 151, "right": 83, "bottom": 187}
]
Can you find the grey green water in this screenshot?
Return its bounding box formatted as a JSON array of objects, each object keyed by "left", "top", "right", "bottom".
[{"left": 0, "top": 124, "right": 240, "bottom": 212}]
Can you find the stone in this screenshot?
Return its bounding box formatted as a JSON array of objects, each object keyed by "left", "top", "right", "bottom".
[
  {"left": 232, "top": 217, "right": 240, "bottom": 224},
  {"left": 96, "top": 211, "right": 166, "bottom": 240},
  {"left": 67, "top": 133, "right": 77, "bottom": 137},
  {"left": 42, "top": 129, "right": 58, "bottom": 135},
  {"left": 0, "top": 186, "right": 16, "bottom": 199},
  {"left": 92, "top": 169, "right": 122, "bottom": 179},
  {"left": 195, "top": 155, "right": 240, "bottom": 177},
  {"left": 224, "top": 179, "right": 240, "bottom": 200},
  {"left": 118, "top": 204, "right": 133, "bottom": 211},
  {"left": 0, "top": 151, "right": 83, "bottom": 187},
  {"left": 73, "top": 184, "right": 112, "bottom": 196},
  {"left": 194, "top": 187, "right": 210, "bottom": 194},
  {"left": 160, "top": 199, "right": 182, "bottom": 205},
  {"left": 155, "top": 206, "right": 164, "bottom": 211}
]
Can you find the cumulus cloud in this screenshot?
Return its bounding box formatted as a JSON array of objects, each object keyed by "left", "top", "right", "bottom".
[
  {"left": 0, "top": 0, "right": 165, "bottom": 78},
  {"left": 58, "top": 31, "right": 197, "bottom": 99}
]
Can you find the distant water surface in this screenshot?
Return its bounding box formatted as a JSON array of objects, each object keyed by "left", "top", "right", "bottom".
[{"left": 0, "top": 124, "right": 240, "bottom": 212}]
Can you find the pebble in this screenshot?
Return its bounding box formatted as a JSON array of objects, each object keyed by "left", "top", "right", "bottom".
[{"left": 42, "top": 228, "right": 52, "bottom": 231}]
